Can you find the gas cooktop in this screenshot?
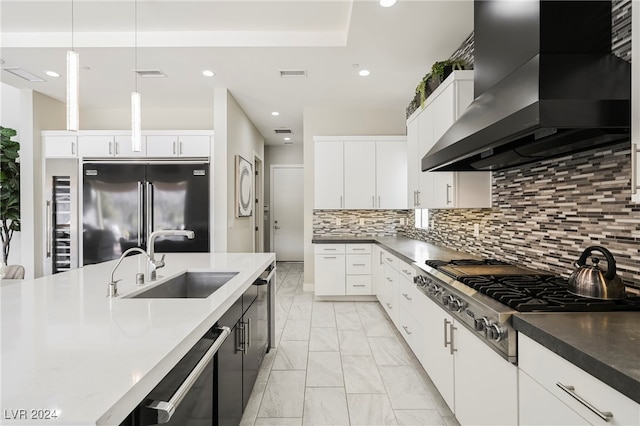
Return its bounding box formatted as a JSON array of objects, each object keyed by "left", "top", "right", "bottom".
[{"left": 423, "top": 258, "right": 640, "bottom": 313}]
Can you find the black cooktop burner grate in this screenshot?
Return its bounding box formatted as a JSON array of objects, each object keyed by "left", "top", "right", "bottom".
[
  {"left": 457, "top": 274, "right": 640, "bottom": 312},
  {"left": 425, "top": 258, "right": 510, "bottom": 269}
]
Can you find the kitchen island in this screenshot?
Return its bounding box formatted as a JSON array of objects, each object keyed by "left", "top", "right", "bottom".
[{"left": 0, "top": 252, "right": 275, "bottom": 425}]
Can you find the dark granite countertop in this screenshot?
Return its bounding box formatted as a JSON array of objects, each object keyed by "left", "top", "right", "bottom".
[
  {"left": 513, "top": 313, "right": 640, "bottom": 404},
  {"left": 312, "top": 235, "right": 479, "bottom": 265}
]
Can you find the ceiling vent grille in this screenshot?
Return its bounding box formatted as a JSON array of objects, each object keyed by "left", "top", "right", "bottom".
[
  {"left": 135, "top": 69, "right": 167, "bottom": 78},
  {"left": 2, "top": 67, "right": 45, "bottom": 82},
  {"left": 274, "top": 129, "right": 293, "bottom": 134},
  {"left": 279, "top": 69, "right": 306, "bottom": 78}
]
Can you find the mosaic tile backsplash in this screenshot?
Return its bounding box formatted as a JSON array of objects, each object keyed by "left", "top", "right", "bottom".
[
  {"left": 313, "top": 210, "right": 411, "bottom": 237},
  {"left": 402, "top": 142, "right": 640, "bottom": 288}
]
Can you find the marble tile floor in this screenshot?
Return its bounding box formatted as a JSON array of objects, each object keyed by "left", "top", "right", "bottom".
[{"left": 241, "top": 262, "right": 461, "bottom": 426}]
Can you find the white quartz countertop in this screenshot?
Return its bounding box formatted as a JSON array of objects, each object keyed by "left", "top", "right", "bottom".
[{"left": 1, "top": 252, "right": 275, "bottom": 426}]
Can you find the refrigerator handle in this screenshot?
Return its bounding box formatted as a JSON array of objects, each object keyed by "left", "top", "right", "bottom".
[
  {"left": 46, "top": 201, "right": 52, "bottom": 258},
  {"left": 146, "top": 181, "right": 154, "bottom": 242},
  {"left": 137, "top": 182, "right": 144, "bottom": 246}
]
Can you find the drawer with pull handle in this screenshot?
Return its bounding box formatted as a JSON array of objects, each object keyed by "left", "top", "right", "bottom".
[
  {"left": 346, "top": 275, "right": 372, "bottom": 295},
  {"left": 346, "top": 243, "right": 372, "bottom": 254},
  {"left": 346, "top": 254, "right": 372, "bottom": 274},
  {"left": 314, "top": 243, "right": 346, "bottom": 254},
  {"left": 519, "top": 334, "right": 638, "bottom": 425}
]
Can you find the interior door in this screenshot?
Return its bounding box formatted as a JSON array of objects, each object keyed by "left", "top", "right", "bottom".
[{"left": 272, "top": 166, "right": 304, "bottom": 261}]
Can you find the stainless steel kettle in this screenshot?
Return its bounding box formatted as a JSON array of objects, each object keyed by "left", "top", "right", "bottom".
[{"left": 568, "top": 246, "right": 626, "bottom": 300}]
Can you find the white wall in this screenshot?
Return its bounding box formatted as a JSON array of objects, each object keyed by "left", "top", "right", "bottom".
[
  {"left": 264, "top": 144, "right": 303, "bottom": 250},
  {"left": 213, "top": 88, "right": 265, "bottom": 253},
  {"left": 80, "top": 107, "right": 213, "bottom": 130},
  {"left": 302, "top": 107, "right": 406, "bottom": 286}
]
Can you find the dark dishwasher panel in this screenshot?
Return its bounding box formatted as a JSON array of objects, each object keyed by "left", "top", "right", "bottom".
[{"left": 216, "top": 296, "right": 244, "bottom": 425}]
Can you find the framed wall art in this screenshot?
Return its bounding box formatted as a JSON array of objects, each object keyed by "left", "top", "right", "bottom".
[{"left": 236, "top": 155, "right": 253, "bottom": 217}]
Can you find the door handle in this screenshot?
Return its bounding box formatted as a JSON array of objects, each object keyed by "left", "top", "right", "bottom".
[
  {"left": 137, "top": 182, "right": 144, "bottom": 246},
  {"left": 146, "top": 326, "right": 231, "bottom": 424},
  {"left": 444, "top": 319, "right": 451, "bottom": 349},
  {"left": 146, "top": 182, "right": 154, "bottom": 242},
  {"left": 247, "top": 318, "right": 252, "bottom": 348},
  {"left": 46, "top": 201, "right": 52, "bottom": 258},
  {"left": 446, "top": 184, "right": 452, "bottom": 205}
]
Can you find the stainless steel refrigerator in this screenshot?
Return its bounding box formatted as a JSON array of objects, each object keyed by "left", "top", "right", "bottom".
[{"left": 82, "top": 162, "right": 209, "bottom": 266}]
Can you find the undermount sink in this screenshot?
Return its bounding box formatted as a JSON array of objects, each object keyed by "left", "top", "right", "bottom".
[{"left": 126, "top": 271, "right": 239, "bottom": 299}]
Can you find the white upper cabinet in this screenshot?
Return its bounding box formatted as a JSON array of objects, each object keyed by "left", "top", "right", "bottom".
[
  {"left": 344, "top": 141, "right": 376, "bottom": 209},
  {"left": 43, "top": 135, "right": 77, "bottom": 158},
  {"left": 407, "top": 117, "right": 421, "bottom": 208},
  {"left": 146, "top": 135, "right": 210, "bottom": 157},
  {"left": 314, "top": 140, "right": 345, "bottom": 209},
  {"left": 314, "top": 136, "right": 407, "bottom": 210},
  {"left": 376, "top": 140, "right": 407, "bottom": 209},
  {"left": 114, "top": 135, "right": 147, "bottom": 158},
  {"left": 406, "top": 71, "right": 491, "bottom": 209},
  {"left": 78, "top": 135, "right": 115, "bottom": 157}
]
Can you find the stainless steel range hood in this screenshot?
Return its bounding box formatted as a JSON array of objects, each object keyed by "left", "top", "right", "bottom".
[{"left": 422, "top": 0, "right": 631, "bottom": 172}]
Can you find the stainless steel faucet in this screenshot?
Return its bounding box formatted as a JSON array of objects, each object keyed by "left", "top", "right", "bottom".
[
  {"left": 107, "top": 247, "right": 152, "bottom": 297},
  {"left": 146, "top": 230, "right": 195, "bottom": 281}
]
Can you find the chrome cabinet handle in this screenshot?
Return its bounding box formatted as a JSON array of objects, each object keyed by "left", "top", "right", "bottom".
[
  {"left": 379, "top": 251, "right": 383, "bottom": 265},
  {"left": 402, "top": 325, "right": 412, "bottom": 335},
  {"left": 413, "top": 190, "right": 417, "bottom": 206},
  {"left": 179, "top": 141, "right": 183, "bottom": 155},
  {"left": 402, "top": 293, "right": 412, "bottom": 301},
  {"left": 353, "top": 284, "right": 366, "bottom": 287},
  {"left": 632, "top": 143, "right": 637, "bottom": 195},
  {"left": 444, "top": 319, "right": 451, "bottom": 349},
  {"left": 324, "top": 256, "right": 337, "bottom": 259},
  {"left": 247, "top": 318, "right": 252, "bottom": 348},
  {"left": 147, "top": 326, "right": 231, "bottom": 424},
  {"left": 46, "top": 201, "right": 52, "bottom": 258},
  {"left": 71, "top": 141, "right": 75, "bottom": 155},
  {"left": 115, "top": 141, "right": 119, "bottom": 155},
  {"left": 352, "top": 248, "right": 365, "bottom": 251},
  {"left": 416, "top": 190, "right": 421, "bottom": 206},
  {"left": 449, "top": 321, "right": 457, "bottom": 354},
  {"left": 352, "top": 263, "right": 366, "bottom": 266},
  {"left": 236, "top": 322, "right": 246, "bottom": 353},
  {"left": 137, "top": 182, "right": 144, "bottom": 245},
  {"left": 340, "top": 195, "right": 343, "bottom": 208},
  {"left": 145, "top": 182, "right": 154, "bottom": 243},
  {"left": 378, "top": 196, "right": 381, "bottom": 208},
  {"left": 372, "top": 195, "right": 375, "bottom": 207},
  {"left": 172, "top": 141, "right": 177, "bottom": 155},
  {"left": 386, "top": 303, "right": 392, "bottom": 309},
  {"left": 446, "top": 184, "right": 452, "bottom": 204},
  {"left": 556, "top": 382, "right": 613, "bottom": 422},
  {"left": 108, "top": 141, "right": 113, "bottom": 155}
]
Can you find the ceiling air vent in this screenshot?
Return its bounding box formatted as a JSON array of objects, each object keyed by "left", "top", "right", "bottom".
[
  {"left": 279, "top": 69, "right": 306, "bottom": 78},
  {"left": 135, "top": 69, "right": 167, "bottom": 78},
  {"left": 274, "top": 129, "right": 293, "bottom": 134},
  {"left": 2, "top": 67, "right": 45, "bottom": 82}
]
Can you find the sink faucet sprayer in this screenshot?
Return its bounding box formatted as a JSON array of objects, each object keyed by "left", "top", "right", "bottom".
[
  {"left": 108, "top": 247, "right": 151, "bottom": 297},
  {"left": 147, "top": 230, "right": 195, "bottom": 281}
]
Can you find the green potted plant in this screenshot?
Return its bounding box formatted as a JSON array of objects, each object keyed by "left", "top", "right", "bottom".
[
  {"left": 0, "top": 126, "right": 21, "bottom": 264},
  {"left": 431, "top": 58, "right": 468, "bottom": 84}
]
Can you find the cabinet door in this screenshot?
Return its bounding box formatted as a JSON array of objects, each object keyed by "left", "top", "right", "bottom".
[
  {"left": 406, "top": 117, "right": 420, "bottom": 208},
  {"left": 78, "top": 135, "right": 115, "bottom": 157},
  {"left": 519, "top": 371, "right": 589, "bottom": 426},
  {"left": 114, "top": 135, "right": 147, "bottom": 157},
  {"left": 147, "top": 135, "right": 179, "bottom": 157},
  {"left": 376, "top": 140, "right": 407, "bottom": 209},
  {"left": 382, "top": 263, "right": 399, "bottom": 326},
  {"left": 430, "top": 84, "right": 456, "bottom": 209},
  {"left": 371, "top": 246, "right": 385, "bottom": 302},
  {"left": 44, "top": 136, "right": 77, "bottom": 158},
  {"left": 422, "top": 296, "right": 455, "bottom": 411},
  {"left": 454, "top": 321, "right": 518, "bottom": 425},
  {"left": 314, "top": 141, "right": 344, "bottom": 209},
  {"left": 314, "top": 254, "right": 346, "bottom": 296},
  {"left": 344, "top": 141, "right": 376, "bottom": 209},
  {"left": 417, "top": 106, "right": 434, "bottom": 208},
  {"left": 243, "top": 289, "right": 268, "bottom": 410},
  {"left": 178, "top": 135, "right": 210, "bottom": 157}
]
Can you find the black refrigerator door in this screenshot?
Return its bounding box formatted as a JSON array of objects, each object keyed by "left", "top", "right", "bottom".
[
  {"left": 146, "top": 163, "right": 210, "bottom": 253},
  {"left": 82, "top": 163, "right": 146, "bottom": 265}
]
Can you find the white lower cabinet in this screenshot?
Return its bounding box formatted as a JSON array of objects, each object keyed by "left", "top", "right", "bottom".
[
  {"left": 314, "top": 243, "right": 373, "bottom": 297},
  {"left": 519, "top": 334, "right": 639, "bottom": 426},
  {"left": 314, "top": 244, "right": 346, "bottom": 296},
  {"left": 419, "top": 291, "right": 518, "bottom": 425},
  {"left": 371, "top": 245, "right": 385, "bottom": 300},
  {"left": 381, "top": 262, "right": 399, "bottom": 326}
]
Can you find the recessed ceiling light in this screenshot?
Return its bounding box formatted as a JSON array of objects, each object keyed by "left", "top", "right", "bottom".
[
  {"left": 45, "top": 70, "right": 60, "bottom": 78},
  {"left": 359, "top": 69, "right": 371, "bottom": 77},
  {"left": 380, "top": 0, "right": 397, "bottom": 7},
  {"left": 284, "top": 137, "right": 291, "bottom": 141},
  {"left": 202, "top": 70, "right": 215, "bottom": 77},
  {"left": 272, "top": 111, "right": 280, "bottom": 116}
]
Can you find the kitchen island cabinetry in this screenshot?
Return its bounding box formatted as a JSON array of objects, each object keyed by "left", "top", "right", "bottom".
[
  {"left": 519, "top": 334, "right": 639, "bottom": 426},
  {"left": 406, "top": 71, "right": 491, "bottom": 208}
]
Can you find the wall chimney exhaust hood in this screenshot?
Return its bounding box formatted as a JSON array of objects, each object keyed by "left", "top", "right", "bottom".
[{"left": 422, "top": 1, "right": 631, "bottom": 172}]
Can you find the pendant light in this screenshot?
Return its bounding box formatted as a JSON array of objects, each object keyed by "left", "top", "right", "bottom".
[
  {"left": 131, "top": 0, "right": 142, "bottom": 152},
  {"left": 66, "top": 0, "right": 79, "bottom": 131}
]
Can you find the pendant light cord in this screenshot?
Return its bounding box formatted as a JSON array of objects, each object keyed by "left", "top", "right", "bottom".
[{"left": 71, "top": 0, "right": 74, "bottom": 51}]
